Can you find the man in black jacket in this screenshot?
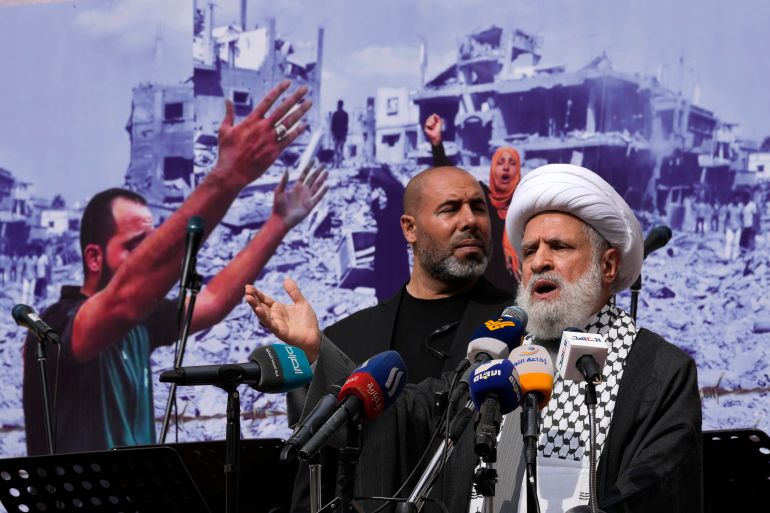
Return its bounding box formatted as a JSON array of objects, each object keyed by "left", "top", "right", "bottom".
[
  {"left": 491, "top": 163, "right": 702, "bottom": 513},
  {"left": 246, "top": 166, "right": 514, "bottom": 511}
]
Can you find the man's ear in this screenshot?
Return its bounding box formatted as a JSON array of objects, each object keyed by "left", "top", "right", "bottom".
[
  {"left": 600, "top": 247, "right": 621, "bottom": 285},
  {"left": 82, "top": 244, "right": 103, "bottom": 275},
  {"left": 401, "top": 214, "right": 417, "bottom": 244}
]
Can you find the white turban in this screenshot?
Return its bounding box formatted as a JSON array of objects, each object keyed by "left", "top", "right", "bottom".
[{"left": 505, "top": 163, "right": 643, "bottom": 293}]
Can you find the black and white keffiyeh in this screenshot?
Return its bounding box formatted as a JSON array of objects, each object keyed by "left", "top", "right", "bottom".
[{"left": 535, "top": 304, "right": 637, "bottom": 461}]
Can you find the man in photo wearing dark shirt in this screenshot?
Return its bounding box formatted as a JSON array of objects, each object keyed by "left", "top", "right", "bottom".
[
  {"left": 330, "top": 99, "right": 349, "bottom": 168},
  {"left": 22, "top": 81, "right": 328, "bottom": 455}
]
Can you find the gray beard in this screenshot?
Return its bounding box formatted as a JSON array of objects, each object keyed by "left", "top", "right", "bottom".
[
  {"left": 515, "top": 260, "right": 603, "bottom": 340},
  {"left": 416, "top": 245, "right": 488, "bottom": 284}
]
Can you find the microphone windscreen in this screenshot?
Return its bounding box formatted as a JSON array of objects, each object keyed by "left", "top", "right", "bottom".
[
  {"left": 469, "top": 359, "right": 522, "bottom": 414},
  {"left": 556, "top": 330, "right": 609, "bottom": 382},
  {"left": 508, "top": 345, "right": 555, "bottom": 408},
  {"left": 466, "top": 311, "right": 528, "bottom": 361},
  {"left": 12, "top": 303, "right": 34, "bottom": 327},
  {"left": 500, "top": 305, "right": 528, "bottom": 326},
  {"left": 250, "top": 344, "right": 313, "bottom": 393},
  {"left": 187, "top": 215, "right": 205, "bottom": 234},
  {"left": 643, "top": 225, "right": 672, "bottom": 259},
  {"left": 338, "top": 350, "right": 407, "bottom": 420}
]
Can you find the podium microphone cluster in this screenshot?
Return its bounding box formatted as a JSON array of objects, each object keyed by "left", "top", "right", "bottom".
[
  {"left": 450, "top": 306, "right": 528, "bottom": 405},
  {"left": 297, "top": 350, "right": 407, "bottom": 461}
]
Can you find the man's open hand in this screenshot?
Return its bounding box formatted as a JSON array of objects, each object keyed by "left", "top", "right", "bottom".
[
  {"left": 216, "top": 80, "right": 312, "bottom": 185},
  {"left": 245, "top": 278, "right": 322, "bottom": 363},
  {"left": 273, "top": 160, "right": 328, "bottom": 230}
]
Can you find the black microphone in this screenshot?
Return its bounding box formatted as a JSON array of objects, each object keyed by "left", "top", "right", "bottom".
[
  {"left": 160, "top": 361, "right": 261, "bottom": 386},
  {"left": 159, "top": 344, "right": 313, "bottom": 391},
  {"left": 643, "top": 225, "right": 672, "bottom": 259},
  {"left": 281, "top": 384, "right": 342, "bottom": 462},
  {"left": 12, "top": 304, "right": 61, "bottom": 344},
  {"left": 177, "top": 216, "right": 205, "bottom": 318},
  {"left": 298, "top": 351, "right": 407, "bottom": 461}
]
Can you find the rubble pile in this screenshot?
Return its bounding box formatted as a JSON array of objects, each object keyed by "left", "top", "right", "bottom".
[{"left": 622, "top": 229, "right": 770, "bottom": 434}]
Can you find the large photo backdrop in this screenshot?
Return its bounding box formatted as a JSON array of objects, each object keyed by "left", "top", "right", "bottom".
[{"left": 0, "top": 0, "right": 768, "bottom": 458}]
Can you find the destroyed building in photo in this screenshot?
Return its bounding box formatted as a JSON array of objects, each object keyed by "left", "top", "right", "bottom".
[
  {"left": 124, "top": 0, "right": 324, "bottom": 223},
  {"left": 408, "top": 26, "right": 757, "bottom": 228}
]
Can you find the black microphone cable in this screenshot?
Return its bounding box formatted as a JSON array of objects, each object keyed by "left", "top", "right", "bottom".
[{"left": 367, "top": 364, "right": 466, "bottom": 513}]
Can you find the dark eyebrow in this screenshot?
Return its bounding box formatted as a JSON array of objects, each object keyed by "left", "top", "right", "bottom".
[
  {"left": 521, "top": 241, "right": 538, "bottom": 254},
  {"left": 123, "top": 232, "right": 149, "bottom": 250},
  {"left": 521, "top": 236, "right": 574, "bottom": 254},
  {"left": 435, "top": 196, "right": 487, "bottom": 211}
]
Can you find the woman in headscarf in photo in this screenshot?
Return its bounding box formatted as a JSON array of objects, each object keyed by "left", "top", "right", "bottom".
[{"left": 424, "top": 113, "right": 521, "bottom": 292}]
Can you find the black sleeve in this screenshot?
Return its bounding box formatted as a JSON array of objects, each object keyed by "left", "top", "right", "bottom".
[
  {"left": 144, "top": 298, "right": 181, "bottom": 349},
  {"left": 599, "top": 338, "right": 703, "bottom": 513},
  {"left": 431, "top": 142, "right": 453, "bottom": 167}
]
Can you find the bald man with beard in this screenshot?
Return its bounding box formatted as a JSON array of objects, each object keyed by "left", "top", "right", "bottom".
[{"left": 246, "top": 166, "right": 514, "bottom": 513}]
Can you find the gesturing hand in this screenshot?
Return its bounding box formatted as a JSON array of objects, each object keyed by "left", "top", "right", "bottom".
[
  {"left": 216, "top": 80, "right": 313, "bottom": 185},
  {"left": 273, "top": 160, "right": 329, "bottom": 230},
  {"left": 423, "top": 113, "right": 443, "bottom": 146},
  {"left": 245, "top": 279, "right": 322, "bottom": 363}
]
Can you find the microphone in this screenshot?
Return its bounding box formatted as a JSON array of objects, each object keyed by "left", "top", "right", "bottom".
[
  {"left": 12, "top": 304, "right": 61, "bottom": 344},
  {"left": 159, "top": 344, "right": 312, "bottom": 392},
  {"left": 299, "top": 350, "right": 407, "bottom": 461},
  {"left": 643, "top": 225, "right": 672, "bottom": 259},
  {"left": 508, "top": 345, "right": 555, "bottom": 470},
  {"left": 281, "top": 383, "right": 342, "bottom": 462},
  {"left": 556, "top": 329, "right": 609, "bottom": 385},
  {"left": 508, "top": 344, "right": 555, "bottom": 408},
  {"left": 177, "top": 216, "right": 205, "bottom": 317},
  {"left": 466, "top": 306, "right": 528, "bottom": 365},
  {"left": 469, "top": 358, "right": 522, "bottom": 459},
  {"left": 449, "top": 306, "right": 528, "bottom": 404}
]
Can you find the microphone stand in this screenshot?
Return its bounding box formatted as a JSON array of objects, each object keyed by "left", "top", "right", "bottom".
[
  {"left": 159, "top": 271, "right": 202, "bottom": 443},
  {"left": 395, "top": 401, "right": 475, "bottom": 513},
  {"left": 34, "top": 338, "right": 56, "bottom": 454},
  {"left": 223, "top": 385, "right": 242, "bottom": 513},
  {"left": 309, "top": 455, "right": 324, "bottom": 513},
  {"left": 521, "top": 394, "right": 541, "bottom": 513},
  {"left": 629, "top": 274, "right": 641, "bottom": 322},
  {"left": 566, "top": 380, "right": 605, "bottom": 513},
  {"left": 335, "top": 419, "right": 363, "bottom": 513}
]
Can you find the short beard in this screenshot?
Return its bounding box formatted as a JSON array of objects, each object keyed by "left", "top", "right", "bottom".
[
  {"left": 96, "top": 261, "right": 114, "bottom": 292},
  {"left": 415, "top": 234, "right": 489, "bottom": 285},
  {"left": 515, "top": 258, "right": 604, "bottom": 340}
]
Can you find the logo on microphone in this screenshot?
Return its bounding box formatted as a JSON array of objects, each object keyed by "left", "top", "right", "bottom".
[
  {"left": 284, "top": 346, "right": 304, "bottom": 375},
  {"left": 484, "top": 320, "right": 515, "bottom": 331},
  {"left": 518, "top": 346, "right": 539, "bottom": 356},
  {"left": 473, "top": 369, "right": 502, "bottom": 382},
  {"left": 384, "top": 367, "right": 404, "bottom": 398},
  {"left": 366, "top": 381, "right": 384, "bottom": 412}
]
